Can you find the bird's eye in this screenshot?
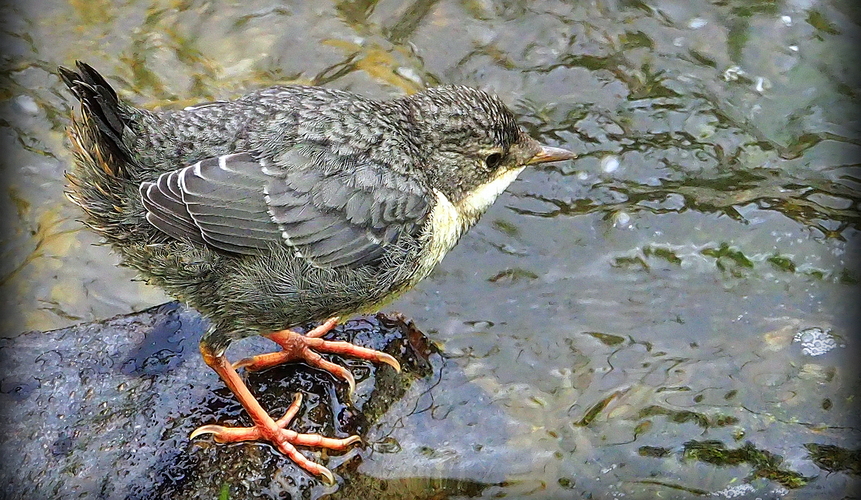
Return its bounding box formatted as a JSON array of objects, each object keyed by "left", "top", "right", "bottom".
[{"left": 485, "top": 152, "right": 503, "bottom": 169}]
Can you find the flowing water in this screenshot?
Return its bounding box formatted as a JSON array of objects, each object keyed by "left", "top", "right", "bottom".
[{"left": 1, "top": 0, "right": 858, "bottom": 498}]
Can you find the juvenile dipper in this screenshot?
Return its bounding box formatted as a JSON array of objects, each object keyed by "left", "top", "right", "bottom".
[{"left": 59, "top": 61, "right": 575, "bottom": 482}]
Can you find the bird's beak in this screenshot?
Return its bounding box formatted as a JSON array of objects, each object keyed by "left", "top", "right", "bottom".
[{"left": 527, "top": 145, "right": 577, "bottom": 165}]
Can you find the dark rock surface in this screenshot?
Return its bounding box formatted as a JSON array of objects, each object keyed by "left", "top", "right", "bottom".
[{"left": 2, "top": 303, "right": 521, "bottom": 499}]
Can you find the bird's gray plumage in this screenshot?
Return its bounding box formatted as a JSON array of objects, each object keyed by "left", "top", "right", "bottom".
[
  {"left": 59, "top": 62, "right": 577, "bottom": 482},
  {"left": 60, "top": 61, "right": 549, "bottom": 353},
  {"left": 139, "top": 148, "right": 429, "bottom": 267}
]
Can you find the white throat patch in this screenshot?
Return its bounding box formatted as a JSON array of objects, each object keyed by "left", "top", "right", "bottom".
[
  {"left": 458, "top": 166, "right": 526, "bottom": 221},
  {"left": 418, "top": 166, "right": 526, "bottom": 278}
]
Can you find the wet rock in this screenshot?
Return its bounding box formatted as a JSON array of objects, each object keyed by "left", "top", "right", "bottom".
[{"left": 1, "top": 303, "right": 475, "bottom": 499}]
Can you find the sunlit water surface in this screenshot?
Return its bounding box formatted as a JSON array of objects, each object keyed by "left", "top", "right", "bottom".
[{"left": 1, "top": 0, "right": 858, "bottom": 498}]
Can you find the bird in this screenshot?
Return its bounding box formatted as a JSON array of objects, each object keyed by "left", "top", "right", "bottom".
[{"left": 59, "top": 61, "right": 576, "bottom": 483}]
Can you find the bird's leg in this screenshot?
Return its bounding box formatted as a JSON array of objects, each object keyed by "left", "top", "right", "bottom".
[
  {"left": 233, "top": 317, "right": 401, "bottom": 395},
  {"left": 191, "top": 343, "right": 360, "bottom": 484}
]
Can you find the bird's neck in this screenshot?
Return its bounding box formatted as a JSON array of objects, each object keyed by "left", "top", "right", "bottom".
[
  {"left": 455, "top": 166, "right": 525, "bottom": 221},
  {"left": 417, "top": 165, "right": 526, "bottom": 275}
]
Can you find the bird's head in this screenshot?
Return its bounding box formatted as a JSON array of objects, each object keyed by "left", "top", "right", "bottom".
[{"left": 399, "top": 85, "right": 575, "bottom": 220}]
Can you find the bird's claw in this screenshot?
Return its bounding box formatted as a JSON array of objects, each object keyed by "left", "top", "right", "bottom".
[
  {"left": 376, "top": 351, "right": 402, "bottom": 373},
  {"left": 189, "top": 393, "right": 360, "bottom": 485},
  {"left": 232, "top": 318, "right": 401, "bottom": 397}
]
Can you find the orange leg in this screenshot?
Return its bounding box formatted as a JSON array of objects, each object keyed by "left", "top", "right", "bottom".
[
  {"left": 233, "top": 317, "right": 401, "bottom": 395},
  {"left": 191, "top": 344, "right": 360, "bottom": 484}
]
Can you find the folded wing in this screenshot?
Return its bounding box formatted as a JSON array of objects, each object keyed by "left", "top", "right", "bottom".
[{"left": 139, "top": 148, "right": 429, "bottom": 268}]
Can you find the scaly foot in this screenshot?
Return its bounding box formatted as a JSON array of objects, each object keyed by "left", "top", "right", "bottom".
[
  {"left": 233, "top": 317, "right": 401, "bottom": 394},
  {"left": 193, "top": 345, "right": 365, "bottom": 483},
  {"left": 191, "top": 392, "right": 359, "bottom": 483}
]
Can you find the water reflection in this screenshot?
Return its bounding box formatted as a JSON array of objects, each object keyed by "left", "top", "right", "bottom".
[{"left": 1, "top": 0, "right": 858, "bottom": 498}]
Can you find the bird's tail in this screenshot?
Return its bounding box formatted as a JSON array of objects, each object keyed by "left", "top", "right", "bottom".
[
  {"left": 59, "top": 62, "right": 132, "bottom": 171},
  {"left": 59, "top": 62, "right": 145, "bottom": 244}
]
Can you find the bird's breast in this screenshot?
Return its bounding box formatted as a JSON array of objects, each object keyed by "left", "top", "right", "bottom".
[{"left": 416, "top": 165, "right": 526, "bottom": 280}]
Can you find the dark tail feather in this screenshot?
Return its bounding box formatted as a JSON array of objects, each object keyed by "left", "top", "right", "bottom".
[
  {"left": 61, "top": 62, "right": 145, "bottom": 244},
  {"left": 58, "top": 61, "right": 130, "bottom": 167}
]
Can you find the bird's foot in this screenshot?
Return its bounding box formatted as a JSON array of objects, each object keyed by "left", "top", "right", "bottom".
[
  {"left": 233, "top": 317, "right": 401, "bottom": 395},
  {"left": 191, "top": 392, "right": 360, "bottom": 484}
]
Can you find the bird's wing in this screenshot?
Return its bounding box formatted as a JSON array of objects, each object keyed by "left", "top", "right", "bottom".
[{"left": 139, "top": 149, "right": 430, "bottom": 268}]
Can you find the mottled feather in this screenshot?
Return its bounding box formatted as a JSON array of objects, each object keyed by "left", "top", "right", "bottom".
[{"left": 139, "top": 148, "right": 430, "bottom": 267}]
